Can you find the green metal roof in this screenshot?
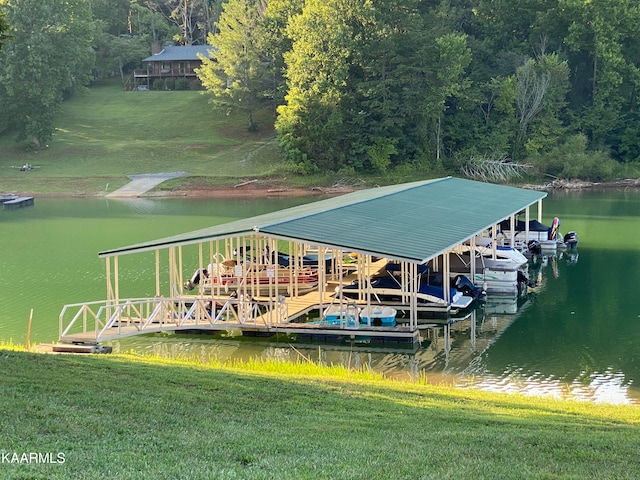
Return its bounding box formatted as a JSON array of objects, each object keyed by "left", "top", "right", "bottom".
[{"left": 98, "top": 177, "right": 546, "bottom": 262}]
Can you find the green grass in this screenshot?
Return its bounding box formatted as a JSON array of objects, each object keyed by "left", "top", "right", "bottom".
[
  {"left": 1, "top": 348, "right": 638, "bottom": 479},
  {"left": 0, "top": 79, "right": 293, "bottom": 195},
  {"left": 0, "top": 78, "right": 444, "bottom": 196}
]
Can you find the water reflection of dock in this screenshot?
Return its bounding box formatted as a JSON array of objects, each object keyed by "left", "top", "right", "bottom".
[{"left": 112, "top": 296, "right": 532, "bottom": 382}]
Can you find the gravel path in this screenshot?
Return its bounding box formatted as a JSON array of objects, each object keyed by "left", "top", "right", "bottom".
[{"left": 106, "top": 172, "right": 187, "bottom": 198}]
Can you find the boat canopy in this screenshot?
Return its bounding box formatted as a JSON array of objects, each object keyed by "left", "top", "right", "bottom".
[
  {"left": 98, "top": 177, "right": 547, "bottom": 264},
  {"left": 499, "top": 219, "right": 550, "bottom": 232}
]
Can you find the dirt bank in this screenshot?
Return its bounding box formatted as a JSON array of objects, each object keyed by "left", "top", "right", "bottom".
[
  {"left": 158, "top": 178, "right": 640, "bottom": 198},
  {"left": 147, "top": 183, "right": 359, "bottom": 199}
]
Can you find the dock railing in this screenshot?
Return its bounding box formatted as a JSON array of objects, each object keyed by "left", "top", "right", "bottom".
[{"left": 59, "top": 295, "right": 271, "bottom": 344}]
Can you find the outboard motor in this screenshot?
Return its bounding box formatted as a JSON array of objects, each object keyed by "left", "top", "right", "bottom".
[
  {"left": 527, "top": 240, "right": 542, "bottom": 256},
  {"left": 453, "top": 274, "right": 486, "bottom": 299},
  {"left": 184, "top": 268, "right": 209, "bottom": 291},
  {"left": 564, "top": 231, "right": 578, "bottom": 249}
]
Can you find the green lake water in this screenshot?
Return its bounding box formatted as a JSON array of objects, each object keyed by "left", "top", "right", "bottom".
[{"left": 1, "top": 189, "right": 639, "bottom": 404}]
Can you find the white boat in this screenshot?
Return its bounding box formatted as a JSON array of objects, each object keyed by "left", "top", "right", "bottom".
[
  {"left": 359, "top": 305, "right": 397, "bottom": 326},
  {"left": 322, "top": 303, "right": 360, "bottom": 327},
  {"left": 449, "top": 238, "right": 530, "bottom": 295},
  {"left": 338, "top": 274, "right": 475, "bottom": 310},
  {"left": 497, "top": 217, "right": 578, "bottom": 253}
]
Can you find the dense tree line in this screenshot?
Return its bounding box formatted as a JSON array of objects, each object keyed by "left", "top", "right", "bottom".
[
  {"left": 0, "top": 0, "right": 221, "bottom": 148},
  {"left": 198, "top": 0, "right": 640, "bottom": 180},
  {"left": 1, "top": 0, "right": 639, "bottom": 181}
]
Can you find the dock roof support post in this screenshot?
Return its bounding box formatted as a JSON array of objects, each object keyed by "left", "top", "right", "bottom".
[
  {"left": 178, "top": 245, "right": 184, "bottom": 294},
  {"left": 197, "top": 242, "right": 204, "bottom": 296},
  {"left": 508, "top": 216, "right": 515, "bottom": 247},
  {"left": 105, "top": 256, "right": 112, "bottom": 302},
  {"left": 410, "top": 262, "right": 417, "bottom": 331},
  {"left": 155, "top": 250, "right": 161, "bottom": 297},
  {"left": 442, "top": 253, "right": 450, "bottom": 304},
  {"left": 492, "top": 224, "right": 498, "bottom": 258},
  {"left": 114, "top": 255, "right": 120, "bottom": 305},
  {"left": 105, "top": 256, "right": 115, "bottom": 323},
  {"left": 470, "top": 236, "right": 476, "bottom": 280},
  {"left": 537, "top": 199, "right": 543, "bottom": 223},
  {"left": 168, "top": 247, "right": 179, "bottom": 297}
]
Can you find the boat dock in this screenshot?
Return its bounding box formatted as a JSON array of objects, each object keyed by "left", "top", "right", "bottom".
[
  {"left": 58, "top": 292, "right": 420, "bottom": 349},
  {"left": 1, "top": 194, "right": 34, "bottom": 209},
  {"left": 56, "top": 177, "right": 550, "bottom": 353}
]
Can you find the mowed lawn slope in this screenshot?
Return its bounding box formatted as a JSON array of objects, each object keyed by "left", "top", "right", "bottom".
[
  {"left": 1, "top": 350, "right": 639, "bottom": 480},
  {"left": 0, "top": 79, "right": 281, "bottom": 194}
]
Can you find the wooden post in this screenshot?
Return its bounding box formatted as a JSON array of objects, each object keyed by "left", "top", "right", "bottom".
[{"left": 25, "top": 308, "right": 33, "bottom": 349}]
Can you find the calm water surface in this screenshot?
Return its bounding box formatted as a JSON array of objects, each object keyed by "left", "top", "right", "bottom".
[{"left": 1, "top": 189, "right": 639, "bottom": 404}]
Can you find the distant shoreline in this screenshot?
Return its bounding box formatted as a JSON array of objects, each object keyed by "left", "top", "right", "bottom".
[
  {"left": 7, "top": 177, "right": 640, "bottom": 199},
  {"left": 521, "top": 178, "right": 640, "bottom": 191}
]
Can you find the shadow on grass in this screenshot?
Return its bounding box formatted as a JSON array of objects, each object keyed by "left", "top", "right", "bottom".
[{"left": 2, "top": 350, "right": 638, "bottom": 479}]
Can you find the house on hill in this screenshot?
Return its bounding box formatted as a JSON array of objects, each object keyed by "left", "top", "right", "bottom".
[{"left": 131, "top": 42, "right": 213, "bottom": 91}]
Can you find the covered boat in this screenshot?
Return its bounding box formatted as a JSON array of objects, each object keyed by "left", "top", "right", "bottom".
[
  {"left": 448, "top": 237, "right": 531, "bottom": 295},
  {"left": 338, "top": 274, "right": 475, "bottom": 310},
  {"left": 498, "top": 217, "right": 578, "bottom": 252},
  {"left": 185, "top": 259, "right": 319, "bottom": 296}
]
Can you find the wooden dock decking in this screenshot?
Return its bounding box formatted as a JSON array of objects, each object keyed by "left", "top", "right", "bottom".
[{"left": 58, "top": 286, "right": 422, "bottom": 347}]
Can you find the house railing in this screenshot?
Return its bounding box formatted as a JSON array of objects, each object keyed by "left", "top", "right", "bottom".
[{"left": 133, "top": 68, "right": 198, "bottom": 78}]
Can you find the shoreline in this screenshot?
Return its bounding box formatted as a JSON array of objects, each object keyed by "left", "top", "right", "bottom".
[
  {"left": 7, "top": 177, "right": 640, "bottom": 199},
  {"left": 112, "top": 177, "right": 640, "bottom": 198},
  {"left": 520, "top": 177, "right": 640, "bottom": 191}
]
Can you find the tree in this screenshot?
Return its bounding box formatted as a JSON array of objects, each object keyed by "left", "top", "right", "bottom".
[
  {"left": 426, "top": 33, "right": 471, "bottom": 163},
  {"left": 514, "top": 58, "right": 550, "bottom": 157},
  {"left": 276, "top": 0, "right": 371, "bottom": 170},
  {"left": 92, "top": 29, "right": 151, "bottom": 83},
  {"left": 143, "top": 0, "right": 223, "bottom": 45},
  {"left": 560, "top": 0, "right": 640, "bottom": 152},
  {"left": 259, "top": 0, "right": 303, "bottom": 112},
  {"left": 521, "top": 52, "right": 570, "bottom": 158},
  {"left": 196, "top": 0, "right": 270, "bottom": 130},
  {"left": 276, "top": 0, "right": 471, "bottom": 172},
  {"left": 0, "top": 0, "right": 95, "bottom": 148},
  {"left": 128, "top": 2, "right": 178, "bottom": 42},
  {"left": 0, "top": 9, "right": 9, "bottom": 51}
]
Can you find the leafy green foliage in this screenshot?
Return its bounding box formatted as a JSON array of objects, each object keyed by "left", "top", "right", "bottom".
[
  {"left": 541, "top": 134, "right": 620, "bottom": 181},
  {"left": 92, "top": 30, "right": 151, "bottom": 83},
  {"left": 0, "top": 9, "right": 9, "bottom": 51},
  {"left": 3, "top": 0, "right": 640, "bottom": 179},
  {"left": 276, "top": 0, "right": 473, "bottom": 173},
  {"left": 0, "top": 0, "right": 95, "bottom": 149},
  {"left": 197, "top": 0, "right": 272, "bottom": 131}
]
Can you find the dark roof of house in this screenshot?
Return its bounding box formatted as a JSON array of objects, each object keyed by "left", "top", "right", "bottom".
[
  {"left": 143, "top": 45, "right": 213, "bottom": 62},
  {"left": 98, "top": 177, "right": 547, "bottom": 264}
]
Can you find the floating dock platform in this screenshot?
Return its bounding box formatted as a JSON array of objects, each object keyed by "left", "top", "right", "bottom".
[{"left": 1, "top": 194, "right": 34, "bottom": 209}]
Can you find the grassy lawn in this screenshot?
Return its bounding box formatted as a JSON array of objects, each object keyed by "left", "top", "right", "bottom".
[
  {"left": 0, "top": 79, "right": 440, "bottom": 196},
  {"left": 1, "top": 347, "right": 638, "bottom": 479},
  {"left": 0, "top": 79, "right": 290, "bottom": 195}
]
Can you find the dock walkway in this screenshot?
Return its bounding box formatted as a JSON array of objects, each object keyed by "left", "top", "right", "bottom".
[{"left": 58, "top": 288, "right": 421, "bottom": 347}]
